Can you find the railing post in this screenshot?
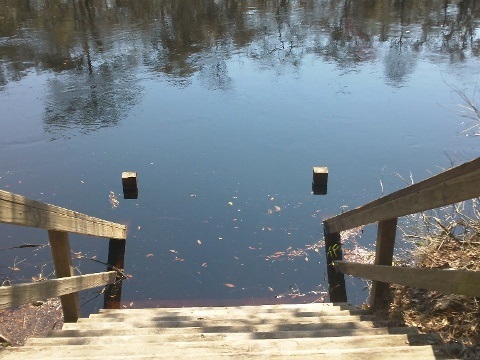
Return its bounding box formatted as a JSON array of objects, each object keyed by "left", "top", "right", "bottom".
[
  {"left": 370, "top": 218, "right": 398, "bottom": 310},
  {"left": 48, "top": 230, "right": 80, "bottom": 322},
  {"left": 104, "top": 239, "right": 126, "bottom": 309},
  {"left": 324, "top": 227, "right": 347, "bottom": 303}
]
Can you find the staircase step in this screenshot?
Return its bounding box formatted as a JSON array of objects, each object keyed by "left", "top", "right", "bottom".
[
  {"left": 1, "top": 345, "right": 440, "bottom": 359},
  {"left": 97, "top": 303, "right": 366, "bottom": 315},
  {"left": 24, "top": 333, "right": 411, "bottom": 347},
  {"left": 62, "top": 319, "right": 377, "bottom": 331},
  {"left": 80, "top": 314, "right": 374, "bottom": 325},
  {"left": 0, "top": 303, "right": 439, "bottom": 359},
  {"left": 40, "top": 326, "right": 419, "bottom": 340}
]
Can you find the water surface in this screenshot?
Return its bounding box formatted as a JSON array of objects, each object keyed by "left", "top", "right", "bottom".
[{"left": 1, "top": 0, "right": 479, "bottom": 313}]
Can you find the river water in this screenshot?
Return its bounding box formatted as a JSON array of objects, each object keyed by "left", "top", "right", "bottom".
[{"left": 1, "top": 0, "right": 479, "bottom": 314}]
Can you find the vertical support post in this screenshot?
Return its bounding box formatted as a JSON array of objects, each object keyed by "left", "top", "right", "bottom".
[
  {"left": 370, "top": 218, "right": 398, "bottom": 310},
  {"left": 104, "top": 239, "right": 126, "bottom": 309},
  {"left": 324, "top": 228, "right": 347, "bottom": 303},
  {"left": 48, "top": 230, "right": 80, "bottom": 322}
]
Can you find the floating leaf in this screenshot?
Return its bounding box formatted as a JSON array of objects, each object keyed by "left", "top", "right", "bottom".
[{"left": 224, "top": 283, "right": 235, "bottom": 288}]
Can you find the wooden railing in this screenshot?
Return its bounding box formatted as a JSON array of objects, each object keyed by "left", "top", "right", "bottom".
[
  {"left": 322, "top": 157, "right": 480, "bottom": 309},
  {"left": 0, "top": 190, "right": 127, "bottom": 322}
]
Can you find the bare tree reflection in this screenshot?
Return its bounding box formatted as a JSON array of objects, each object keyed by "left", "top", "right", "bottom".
[{"left": 0, "top": 0, "right": 480, "bottom": 133}]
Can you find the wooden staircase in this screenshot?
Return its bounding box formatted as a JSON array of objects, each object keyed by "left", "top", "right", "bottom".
[{"left": 0, "top": 303, "right": 446, "bottom": 359}]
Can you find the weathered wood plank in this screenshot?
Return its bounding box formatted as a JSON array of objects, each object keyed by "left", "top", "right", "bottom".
[
  {"left": 61, "top": 319, "right": 377, "bottom": 331},
  {"left": 334, "top": 261, "right": 480, "bottom": 297},
  {"left": 324, "top": 156, "right": 480, "bottom": 233},
  {"left": 40, "top": 326, "right": 419, "bottom": 339},
  {"left": 77, "top": 314, "right": 374, "bottom": 325},
  {"left": 370, "top": 218, "right": 397, "bottom": 310},
  {"left": 0, "top": 345, "right": 437, "bottom": 359},
  {"left": 0, "top": 190, "right": 126, "bottom": 239},
  {"left": 48, "top": 231, "right": 80, "bottom": 322},
  {"left": 20, "top": 334, "right": 411, "bottom": 350},
  {"left": 0, "top": 271, "right": 116, "bottom": 310}
]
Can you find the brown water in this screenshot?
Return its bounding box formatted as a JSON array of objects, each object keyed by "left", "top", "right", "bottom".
[{"left": 1, "top": 0, "right": 479, "bottom": 314}]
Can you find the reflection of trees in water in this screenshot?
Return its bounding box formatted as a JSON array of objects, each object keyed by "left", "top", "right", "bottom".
[
  {"left": 383, "top": 0, "right": 417, "bottom": 86},
  {"left": 43, "top": 58, "right": 141, "bottom": 136},
  {"left": 1, "top": 0, "right": 480, "bottom": 132},
  {"left": 384, "top": 38, "right": 417, "bottom": 86}
]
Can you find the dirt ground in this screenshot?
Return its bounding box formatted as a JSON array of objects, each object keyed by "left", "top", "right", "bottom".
[{"left": 0, "top": 298, "right": 64, "bottom": 348}]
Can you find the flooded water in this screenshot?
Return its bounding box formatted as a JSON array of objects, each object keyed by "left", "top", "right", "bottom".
[{"left": 1, "top": 0, "right": 479, "bottom": 314}]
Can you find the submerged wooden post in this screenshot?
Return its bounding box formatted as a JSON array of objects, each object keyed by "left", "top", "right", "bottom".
[
  {"left": 122, "top": 172, "right": 138, "bottom": 199},
  {"left": 370, "top": 218, "right": 398, "bottom": 310},
  {"left": 323, "top": 227, "right": 347, "bottom": 302},
  {"left": 48, "top": 230, "right": 80, "bottom": 322},
  {"left": 104, "top": 239, "right": 126, "bottom": 309},
  {"left": 312, "top": 167, "right": 328, "bottom": 195}
]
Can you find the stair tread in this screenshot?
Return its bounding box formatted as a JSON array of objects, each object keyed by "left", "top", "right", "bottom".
[{"left": 0, "top": 303, "right": 438, "bottom": 360}]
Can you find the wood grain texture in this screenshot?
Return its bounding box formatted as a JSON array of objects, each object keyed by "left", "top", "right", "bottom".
[
  {"left": 370, "top": 218, "right": 397, "bottom": 309},
  {"left": 334, "top": 261, "right": 480, "bottom": 297},
  {"left": 324, "top": 156, "right": 480, "bottom": 233},
  {"left": 0, "top": 190, "right": 126, "bottom": 239},
  {"left": 0, "top": 271, "right": 116, "bottom": 310},
  {"left": 48, "top": 231, "right": 80, "bottom": 322}
]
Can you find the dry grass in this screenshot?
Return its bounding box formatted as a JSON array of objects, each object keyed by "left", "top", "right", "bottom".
[
  {"left": 0, "top": 298, "right": 63, "bottom": 347},
  {"left": 339, "top": 197, "right": 480, "bottom": 358},
  {"left": 385, "top": 200, "right": 480, "bottom": 358}
]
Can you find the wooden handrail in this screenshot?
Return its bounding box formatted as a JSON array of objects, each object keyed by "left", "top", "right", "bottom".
[
  {"left": 334, "top": 261, "right": 480, "bottom": 297},
  {"left": 0, "top": 190, "right": 126, "bottom": 239},
  {"left": 321, "top": 157, "right": 480, "bottom": 307},
  {"left": 0, "top": 190, "right": 127, "bottom": 322},
  {"left": 324, "top": 157, "right": 480, "bottom": 234},
  {"left": 0, "top": 271, "right": 116, "bottom": 310}
]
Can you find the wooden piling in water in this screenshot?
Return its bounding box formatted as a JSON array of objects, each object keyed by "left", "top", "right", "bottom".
[
  {"left": 122, "top": 172, "right": 138, "bottom": 199},
  {"left": 312, "top": 167, "right": 328, "bottom": 195}
]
